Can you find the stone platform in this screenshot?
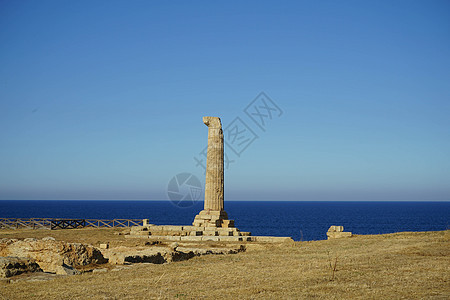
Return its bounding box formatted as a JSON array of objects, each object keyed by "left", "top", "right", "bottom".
[
  {"left": 127, "top": 224, "right": 293, "bottom": 243},
  {"left": 129, "top": 224, "right": 250, "bottom": 238},
  {"left": 192, "top": 210, "right": 234, "bottom": 228}
]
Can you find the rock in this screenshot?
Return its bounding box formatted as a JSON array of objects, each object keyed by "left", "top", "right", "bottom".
[
  {"left": 23, "top": 238, "right": 37, "bottom": 242},
  {"left": 42, "top": 237, "right": 56, "bottom": 241},
  {"left": 55, "top": 264, "right": 80, "bottom": 276},
  {"left": 176, "top": 245, "right": 244, "bottom": 256},
  {"left": 0, "top": 238, "right": 107, "bottom": 274},
  {"left": 100, "top": 243, "right": 244, "bottom": 265},
  {"left": 102, "top": 247, "right": 167, "bottom": 264},
  {"left": 0, "top": 256, "right": 42, "bottom": 278},
  {"left": 144, "top": 241, "right": 161, "bottom": 246},
  {"left": 250, "top": 236, "right": 294, "bottom": 243},
  {"left": 92, "top": 268, "right": 108, "bottom": 274},
  {"left": 99, "top": 243, "right": 109, "bottom": 249},
  {"left": 111, "top": 266, "right": 131, "bottom": 272}
]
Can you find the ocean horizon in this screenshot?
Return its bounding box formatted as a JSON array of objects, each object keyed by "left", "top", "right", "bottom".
[{"left": 1, "top": 200, "right": 449, "bottom": 241}]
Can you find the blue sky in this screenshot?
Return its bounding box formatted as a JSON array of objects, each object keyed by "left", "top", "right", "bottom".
[{"left": 0, "top": 0, "right": 449, "bottom": 201}]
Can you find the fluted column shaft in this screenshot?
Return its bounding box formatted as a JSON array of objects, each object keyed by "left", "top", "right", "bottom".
[{"left": 203, "top": 117, "right": 224, "bottom": 211}]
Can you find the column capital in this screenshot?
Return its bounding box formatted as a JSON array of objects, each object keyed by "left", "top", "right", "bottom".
[{"left": 203, "top": 116, "right": 222, "bottom": 128}]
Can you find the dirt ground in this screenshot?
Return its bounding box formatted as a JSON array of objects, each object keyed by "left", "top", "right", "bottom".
[{"left": 1, "top": 228, "right": 449, "bottom": 299}]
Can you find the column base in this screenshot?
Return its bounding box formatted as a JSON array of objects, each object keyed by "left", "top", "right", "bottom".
[{"left": 192, "top": 210, "right": 235, "bottom": 228}]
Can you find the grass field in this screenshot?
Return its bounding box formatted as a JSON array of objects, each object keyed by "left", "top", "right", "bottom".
[{"left": 1, "top": 228, "right": 449, "bottom": 299}]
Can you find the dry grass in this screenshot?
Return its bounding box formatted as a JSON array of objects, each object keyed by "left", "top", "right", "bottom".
[{"left": 1, "top": 229, "right": 449, "bottom": 299}]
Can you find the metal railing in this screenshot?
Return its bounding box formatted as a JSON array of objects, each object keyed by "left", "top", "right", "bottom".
[{"left": 0, "top": 218, "right": 143, "bottom": 230}]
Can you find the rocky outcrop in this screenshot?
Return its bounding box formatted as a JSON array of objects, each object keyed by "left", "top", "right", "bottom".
[
  {"left": 101, "top": 244, "right": 245, "bottom": 265},
  {"left": 0, "top": 256, "right": 42, "bottom": 278},
  {"left": 0, "top": 238, "right": 107, "bottom": 274},
  {"left": 102, "top": 247, "right": 168, "bottom": 264}
]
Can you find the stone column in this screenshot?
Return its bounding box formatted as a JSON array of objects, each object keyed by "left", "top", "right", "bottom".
[
  {"left": 193, "top": 116, "right": 234, "bottom": 228},
  {"left": 203, "top": 116, "right": 224, "bottom": 211}
]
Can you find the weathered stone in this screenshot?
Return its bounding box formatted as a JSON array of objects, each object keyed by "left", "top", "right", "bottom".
[
  {"left": 215, "top": 236, "right": 245, "bottom": 242},
  {"left": 327, "top": 226, "right": 352, "bottom": 239},
  {"left": 218, "top": 230, "right": 233, "bottom": 236},
  {"left": 192, "top": 117, "right": 236, "bottom": 228},
  {"left": 203, "top": 230, "right": 218, "bottom": 236},
  {"left": 164, "top": 226, "right": 184, "bottom": 231},
  {"left": 55, "top": 264, "right": 80, "bottom": 276},
  {"left": 23, "top": 238, "right": 37, "bottom": 242},
  {"left": 222, "top": 220, "right": 234, "bottom": 228},
  {"left": 136, "top": 231, "right": 150, "bottom": 236},
  {"left": 251, "top": 236, "right": 294, "bottom": 243},
  {"left": 92, "top": 268, "right": 108, "bottom": 274},
  {"left": 148, "top": 236, "right": 181, "bottom": 241},
  {"left": 176, "top": 245, "right": 245, "bottom": 256},
  {"left": 327, "top": 232, "right": 352, "bottom": 239},
  {"left": 328, "top": 226, "right": 344, "bottom": 232},
  {"left": 169, "top": 242, "right": 179, "bottom": 250},
  {"left": 99, "top": 243, "right": 109, "bottom": 249},
  {"left": 0, "top": 257, "right": 42, "bottom": 278},
  {"left": 202, "top": 236, "right": 220, "bottom": 241},
  {"left": 189, "top": 231, "right": 203, "bottom": 236},
  {"left": 102, "top": 247, "right": 167, "bottom": 265},
  {"left": 180, "top": 236, "right": 203, "bottom": 241},
  {"left": 0, "top": 238, "right": 107, "bottom": 273}
]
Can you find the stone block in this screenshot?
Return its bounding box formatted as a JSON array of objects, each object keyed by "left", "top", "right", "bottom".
[
  {"left": 93, "top": 268, "right": 108, "bottom": 274},
  {"left": 130, "top": 226, "right": 143, "bottom": 233},
  {"left": 180, "top": 236, "right": 203, "bottom": 241},
  {"left": 164, "top": 226, "right": 184, "bottom": 231},
  {"left": 203, "top": 226, "right": 217, "bottom": 230},
  {"left": 99, "top": 243, "right": 109, "bottom": 249},
  {"left": 215, "top": 236, "right": 241, "bottom": 242},
  {"left": 328, "top": 226, "right": 344, "bottom": 232},
  {"left": 251, "top": 236, "right": 293, "bottom": 243},
  {"left": 142, "top": 219, "right": 150, "bottom": 226},
  {"left": 217, "top": 229, "right": 233, "bottom": 236},
  {"left": 189, "top": 231, "right": 203, "bottom": 236},
  {"left": 327, "top": 232, "right": 352, "bottom": 239},
  {"left": 202, "top": 236, "right": 220, "bottom": 241},
  {"left": 124, "top": 235, "right": 149, "bottom": 239},
  {"left": 137, "top": 231, "right": 150, "bottom": 236},
  {"left": 181, "top": 226, "right": 196, "bottom": 231},
  {"left": 203, "top": 231, "right": 218, "bottom": 236},
  {"left": 148, "top": 236, "right": 181, "bottom": 241},
  {"left": 222, "top": 220, "right": 235, "bottom": 228}
]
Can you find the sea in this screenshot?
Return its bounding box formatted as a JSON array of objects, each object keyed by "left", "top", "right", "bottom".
[{"left": 0, "top": 200, "right": 449, "bottom": 241}]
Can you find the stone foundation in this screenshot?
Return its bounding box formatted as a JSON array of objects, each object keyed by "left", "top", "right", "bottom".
[
  {"left": 192, "top": 210, "right": 235, "bottom": 228},
  {"left": 129, "top": 224, "right": 249, "bottom": 239},
  {"left": 326, "top": 225, "right": 352, "bottom": 239},
  {"left": 127, "top": 223, "right": 293, "bottom": 243}
]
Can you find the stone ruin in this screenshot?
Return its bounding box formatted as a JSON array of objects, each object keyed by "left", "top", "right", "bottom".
[
  {"left": 192, "top": 117, "right": 233, "bottom": 228},
  {"left": 326, "top": 226, "right": 352, "bottom": 239},
  {"left": 128, "top": 116, "right": 292, "bottom": 243}
]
